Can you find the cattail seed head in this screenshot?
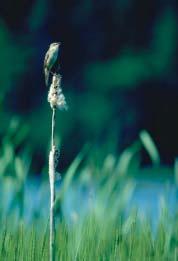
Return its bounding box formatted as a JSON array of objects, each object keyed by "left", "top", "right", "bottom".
[{"left": 48, "top": 74, "right": 68, "bottom": 110}]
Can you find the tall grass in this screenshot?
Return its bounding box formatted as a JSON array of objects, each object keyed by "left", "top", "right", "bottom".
[
  {"left": 0, "top": 120, "right": 177, "bottom": 260},
  {"left": 0, "top": 215, "right": 177, "bottom": 260}
]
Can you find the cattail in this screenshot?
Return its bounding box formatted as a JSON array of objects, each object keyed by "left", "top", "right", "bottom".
[
  {"left": 48, "top": 74, "right": 67, "bottom": 110},
  {"left": 48, "top": 74, "right": 67, "bottom": 261},
  {"left": 49, "top": 146, "right": 60, "bottom": 190}
]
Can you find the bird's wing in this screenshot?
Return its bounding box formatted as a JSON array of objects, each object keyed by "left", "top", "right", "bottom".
[
  {"left": 44, "top": 46, "right": 59, "bottom": 87},
  {"left": 44, "top": 50, "right": 50, "bottom": 70},
  {"left": 44, "top": 49, "right": 51, "bottom": 86}
]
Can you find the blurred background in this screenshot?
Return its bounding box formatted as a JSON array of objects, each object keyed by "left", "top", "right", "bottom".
[
  {"left": 0, "top": 0, "right": 177, "bottom": 232},
  {"left": 0, "top": 0, "right": 178, "bottom": 173}
]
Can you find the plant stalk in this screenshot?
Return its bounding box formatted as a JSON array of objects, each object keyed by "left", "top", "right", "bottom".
[
  {"left": 49, "top": 107, "right": 56, "bottom": 261},
  {"left": 51, "top": 108, "right": 56, "bottom": 148}
]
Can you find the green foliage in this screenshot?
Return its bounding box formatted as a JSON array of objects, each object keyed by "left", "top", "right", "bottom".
[
  {"left": 116, "top": 141, "right": 141, "bottom": 176},
  {"left": 0, "top": 216, "right": 177, "bottom": 260},
  {"left": 139, "top": 130, "right": 160, "bottom": 166},
  {"left": 84, "top": 9, "right": 177, "bottom": 90},
  {"left": 56, "top": 145, "right": 88, "bottom": 202},
  {"left": 0, "top": 2, "right": 177, "bottom": 259},
  {"left": 0, "top": 132, "right": 177, "bottom": 259}
]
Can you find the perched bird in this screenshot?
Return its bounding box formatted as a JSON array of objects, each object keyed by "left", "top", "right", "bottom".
[{"left": 44, "top": 42, "right": 60, "bottom": 87}]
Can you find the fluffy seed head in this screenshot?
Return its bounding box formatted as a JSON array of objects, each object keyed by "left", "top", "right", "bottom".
[{"left": 48, "top": 74, "right": 67, "bottom": 110}]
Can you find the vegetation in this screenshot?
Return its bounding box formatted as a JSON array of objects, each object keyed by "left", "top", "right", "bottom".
[
  {"left": 0, "top": 215, "right": 178, "bottom": 260},
  {"left": 0, "top": 1, "right": 178, "bottom": 260},
  {"left": 0, "top": 127, "right": 177, "bottom": 259}
]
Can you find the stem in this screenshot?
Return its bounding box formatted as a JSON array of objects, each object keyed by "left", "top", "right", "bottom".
[
  {"left": 51, "top": 108, "right": 56, "bottom": 147},
  {"left": 49, "top": 108, "right": 56, "bottom": 261}
]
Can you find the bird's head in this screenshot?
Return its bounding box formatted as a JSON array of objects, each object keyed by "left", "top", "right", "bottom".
[{"left": 50, "top": 42, "right": 60, "bottom": 50}]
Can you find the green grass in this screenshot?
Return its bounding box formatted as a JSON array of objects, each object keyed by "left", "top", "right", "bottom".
[
  {"left": 0, "top": 215, "right": 178, "bottom": 260},
  {"left": 0, "top": 127, "right": 177, "bottom": 260}
]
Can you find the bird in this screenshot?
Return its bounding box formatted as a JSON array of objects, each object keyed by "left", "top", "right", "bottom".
[{"left": 44, "top": 42, "right": 60, "bottom": 87}]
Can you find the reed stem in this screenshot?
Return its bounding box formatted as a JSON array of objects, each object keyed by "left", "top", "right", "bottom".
[{"left": 49, "top": 107, "right": 56, "bottom": 261}]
